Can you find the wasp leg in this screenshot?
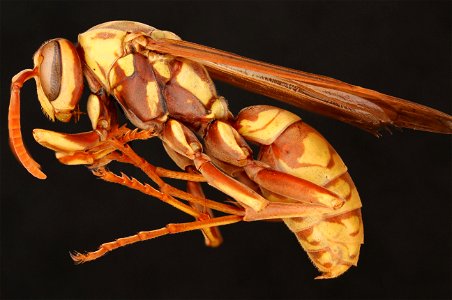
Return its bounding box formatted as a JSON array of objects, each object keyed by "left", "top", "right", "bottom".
[
  {"left": 31, "top": 92, "right": 120, "bottom": 167},
  {"left": 202, "top": 120, "right": 345, "bottom": 210},
  {"left": 31, "top": 124, "right": 150, "bottom": 167},
  {"left": 92, "top": 167, "right": 242, "bottom": 218},
  {"left": 161, "top": 119, "right": 270, "bottom": 212},
  {"left": 108, "top": 139, "right": 243, "bottom": 216},
  {"left": 92, "top": 167, "right": 209, "bottom": 218},
  {"left": 70, "top": 215, "right": 242, "bottom": 263},
  {"left": 160, "top": 119, "right": 339, "bottom": 223},
  {"left": 243, "top": 161, "right": 344, "bottom": 209},
  {"left": 186, "top": 166, "right": 223, "bottom": 247},
  {"left": 32, "top": 128, "right": 115, "bottom": 167},
  {"left": 106, "top": 151, "right": 206, "bottom": 182}
]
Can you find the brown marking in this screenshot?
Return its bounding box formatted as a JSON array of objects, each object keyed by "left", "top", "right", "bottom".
[
  {"left": 317, "top": 209, "right": 363, "bottom": 238},
  {"left": 290, "top": 216, "right": 306, "bottom": 223},
  {"left": 235, "top": 106, "right": 287, "bottom": 136},
  {"left": 164, "top": 81, "right": 208, "bottom": 122},
  {"left": 323, "top": 173, "right": 353, "bottom": 200},
  {"left": 321, "top": 262, "right": 333, "bottom": 269},
  {"left": 134, "top": 53, "right": 158, "bottom": 82},
  {"left": 326, "top": 147, "right": 336, "bottom": 169},
  {"left": 94, "top": 32, "right": 116, "bottom": 40},
  {"left": 307, "top": 249, "right": 328, "bottom": 261},
  {"left": 296, "top": 227, "right": 316, "bottom": 242},
  {"left": 244, "top": 110, "right": 281, "bottom": 136},
  {"left": 234, "top": 106, "right": 260, "bottom": 133},
  {"left": 96, "top": 61, "right": 107, "bottom": 79},
  {"left": 83, "top": 66, "right": 103, "bottom": 93},
  {"left": 63, "top": 131, "right": 101, "bottom": 145},
  {"left": 170, "top": 60, "right": 182, "bottom": 76},
  {"left": 88, "top": 21, "right": 155, "bottom": 36},
  {"left": 349, "top": 253, "right": 358, "bottom": 259},
  {"left": 111, "top": 53, "right": 165, "bottom": 124},
  {"left": 269, "top": 122, "right": 307, "bottom": 168},
  {"left": 324, "top": 209, "right": 359, "bottom": 225}
]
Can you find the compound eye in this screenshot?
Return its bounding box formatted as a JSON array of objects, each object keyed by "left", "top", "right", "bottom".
[
  {"left": 39, "top": 40, "right": 62, "bottom": 101},
  {"left": 33, "top": 38, "right": 83, "bottom": 122}
]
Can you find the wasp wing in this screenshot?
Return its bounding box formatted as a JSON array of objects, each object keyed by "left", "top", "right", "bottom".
[{"left": 146, "top": 38, "right": 452, "bottom": 135}]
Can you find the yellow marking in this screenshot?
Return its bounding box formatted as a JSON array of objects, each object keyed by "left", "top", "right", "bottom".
[
  {"left": 152, "top": 60, "right": 171, "bottom": 80},
  {"left": 35, "top": 79, "right": 55, "bottom": 121},
  {"left": 278, "top": 152, "right": 347, "bottom": 187},
  {"left": 168, "top": 120, "right": 194, "bottom": 157},
  {"left": 339, "top": 187, "right": 362, "bottom": 212},
  {"left": 56, "top": 152, "right": 93, "bottom": 165},
  {"left": 306, "top": 191, "right": 341, "bottom": 209},
  {"left": 339, "top": 215, "right": 361, "bottom": 236},
  {"left": 304, "top": 228, "right": 322, "bottom": 247},
  {"left": 238, "top": 109, "right": 300, "bottom": 145},
  {"left": 176, "top": 62, "right": 214, "bottom": 106},
  {"left": 209, "top": 98, "right": 229, "bottom": 120},
  {"left": 150, "top": 30, "right": 181, "bottom": 41},
  {"left": 109, "top": 55, "right": 135, "bottom": 88},
  {"left": 316, "top": 251, "right": 333, "bottom": 266},
  {"left": 116, "top": 54, "right": 135, "bottom": 77},
  {"left": 345, "top": 243, "right": 361, "bottom": 261},
  {"left": 33, "top": 130, "right": 89, "bottom": 152},
  {"left": 78, "top": 29, "right": 126, "bottom": 89},
  {"left": 216, "top": 122, "right": 247, "bottom": 159},
  {"left": 87, "top": 94, "right": 101, "bottom": 129},
  {"left": 299, "top": 215, "right": 362, "bottom": 246},
  {"left": 327, "top": 178, "right": 351, "bottom": 199},
  {"left": 298, "top": 133, "right": 330, "bottom": 166},
  {"left": 145, "top": 81, "right": 160, "bottom": 116},
  {"left": 318, "top": 221, "right": 349, "bottom": 241},
  {"left": 54, "top": 41, "right": 77, "bottom": 110},
  {"left": 284, "top": 215, "right": 323, "bottom": 232}
]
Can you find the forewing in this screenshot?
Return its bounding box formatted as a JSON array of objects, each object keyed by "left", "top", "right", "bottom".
[{"left": 145, "top": 38, "right": 452, "bottom": 135}]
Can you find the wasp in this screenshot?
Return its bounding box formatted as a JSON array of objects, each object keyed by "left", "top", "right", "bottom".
[{"left": 8, "top": 21, "right": 452, "bottom": 279}]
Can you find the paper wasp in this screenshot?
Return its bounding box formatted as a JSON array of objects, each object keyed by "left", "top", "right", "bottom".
[{"left": 8, "top": 21, "right": 452, "bottom": 279}]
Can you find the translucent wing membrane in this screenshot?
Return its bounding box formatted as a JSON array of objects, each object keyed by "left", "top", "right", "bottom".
[{"left": 145, "top": 38, "right": 452, "bottom": 135}]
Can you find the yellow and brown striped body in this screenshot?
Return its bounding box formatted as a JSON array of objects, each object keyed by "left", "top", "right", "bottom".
[
  {"left": 236, "top": 106, "right": 363, "bottom": 279},
  {"left": 22, "top": 22, "right": 363, "bottom": 278}
]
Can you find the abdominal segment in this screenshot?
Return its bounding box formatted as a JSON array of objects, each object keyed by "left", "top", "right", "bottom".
[{"left": 258, "top": 121, "right": 364, "bottom": 279}]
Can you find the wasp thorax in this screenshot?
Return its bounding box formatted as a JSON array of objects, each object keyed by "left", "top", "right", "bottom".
[{"left": 33, "top": 38, "right": 83, "bottom": 122}]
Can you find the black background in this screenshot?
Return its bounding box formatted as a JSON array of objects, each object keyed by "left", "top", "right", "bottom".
[{"left": 1, "top": 1, "right": 451, "bottom": 299}]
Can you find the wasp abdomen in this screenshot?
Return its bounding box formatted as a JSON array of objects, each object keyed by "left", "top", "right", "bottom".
[{"left": 236, "top": 105, "right": 364, "bottom": 279}]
